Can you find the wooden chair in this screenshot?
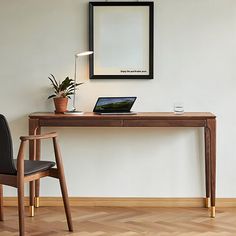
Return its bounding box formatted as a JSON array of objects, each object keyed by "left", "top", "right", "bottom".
[{"left": 0, "top": 114, "right": 73, "bottom": 235}]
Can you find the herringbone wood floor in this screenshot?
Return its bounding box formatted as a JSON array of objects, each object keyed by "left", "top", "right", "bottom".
[{"left": 0, "top": 207, "right": 235, "bottom": 235}]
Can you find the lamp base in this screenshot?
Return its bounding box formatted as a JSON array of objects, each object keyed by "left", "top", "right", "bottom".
[{"left": 64, "top": 110, "right": 84, "bottom": 115}]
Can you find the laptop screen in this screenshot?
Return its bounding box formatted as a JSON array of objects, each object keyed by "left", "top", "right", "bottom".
[{"left": 93, "top": 97, "right": 136, "bottom": 113}]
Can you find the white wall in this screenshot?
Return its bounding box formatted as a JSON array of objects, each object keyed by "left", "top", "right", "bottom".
[{"left": 0, "top": 0, "right": 235, "bottom": 197}]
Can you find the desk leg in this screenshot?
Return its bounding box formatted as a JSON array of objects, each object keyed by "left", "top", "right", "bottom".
[
  {"left": 206, "top": 119, "right": 216, "bottom": 218},
  {"left": 204, "top": 128, "right": 211, "bottom": 208},
  {"left": 29, "top": 118, "right": 40, "bottom": 216},
  {"left": 35, "top": 127, "right": 41, "bottom": 208}
]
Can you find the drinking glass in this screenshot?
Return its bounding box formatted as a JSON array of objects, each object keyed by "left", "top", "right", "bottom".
[{"left": 174, "top": 102, "right": 184, "bottom": 115}]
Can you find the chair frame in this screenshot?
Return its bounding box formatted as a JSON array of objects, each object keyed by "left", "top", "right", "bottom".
[{"left": 0, "top": 132, "right": 73, "bottom": 236}]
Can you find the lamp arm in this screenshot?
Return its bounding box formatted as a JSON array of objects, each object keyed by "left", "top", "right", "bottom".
[
  {"left": 72, "top": 56, "right": 77, "bottom": 111},
  {"left": 70, "top": 51, "right": 93, "bottom": 112}
]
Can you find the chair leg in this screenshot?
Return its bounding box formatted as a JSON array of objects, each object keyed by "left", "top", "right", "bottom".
[
  {"left": 0, "top": 184, "right": 4, "bottom": 221},
  {"left": 53, "top": 137, "right": 73, "bottom": 232},
  {"left": 58, "top": 171, "right": 73, "bottom": 232},
  {"left": 18, "top": 181, "right": 25, "bottom": 236},
  {"left": 17, "top": 139, "right": 27, "bottom": 236},
  {"left": 29, "top": 181, "right": 35, "bottom": 217}
]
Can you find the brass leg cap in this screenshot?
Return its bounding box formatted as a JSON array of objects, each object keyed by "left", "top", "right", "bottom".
[
  {"left": 205, "top": 197, "right": 211, "bottom": 208},
  {"left": 211, "top": 206, "right": 216, "bottom": 218},
  {"left": 29, "top": 206, "right": 34, "bottom": 217},
  {"left": 34, "top": 197, "right": 40, "bottom": 208}
]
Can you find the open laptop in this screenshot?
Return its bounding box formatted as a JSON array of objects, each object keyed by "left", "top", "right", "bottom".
[{"left": 93, "top": 97, "right": 137, "bottom": 115}]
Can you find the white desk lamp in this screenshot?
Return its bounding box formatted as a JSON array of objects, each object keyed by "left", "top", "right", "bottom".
[{"left": 65, "top": 51, "right": 93, "bottom": 114}]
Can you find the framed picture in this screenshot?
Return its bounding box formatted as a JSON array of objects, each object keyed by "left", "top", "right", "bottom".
[{"left": 89, "top": 2, "right": 154, "bottom": 79}]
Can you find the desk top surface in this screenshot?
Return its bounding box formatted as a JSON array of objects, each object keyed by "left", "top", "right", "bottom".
[{"left": 29, "top": 112, "right": 216, "bottom": 120}]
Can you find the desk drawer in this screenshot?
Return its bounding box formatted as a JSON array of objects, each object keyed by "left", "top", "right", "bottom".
[
  {"left": 40, "top": 119, "right": 123, "bottom": 127},
  {"left": 124, "top": 119, "right": 206, "bottom": 127}
]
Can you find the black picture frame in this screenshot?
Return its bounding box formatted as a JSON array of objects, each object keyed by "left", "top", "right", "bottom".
[{"left": 89, "top": 1, "right": 154, "bottom": 79}]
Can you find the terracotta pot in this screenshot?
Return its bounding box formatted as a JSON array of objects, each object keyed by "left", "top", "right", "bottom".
[{"left": 53, "top": 97, "right": 68, "bottom": 114}]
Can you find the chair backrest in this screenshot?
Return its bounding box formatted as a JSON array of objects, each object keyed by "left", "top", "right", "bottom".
[{"left": 0, "top": 114, "right": 17, "bottom": 175}]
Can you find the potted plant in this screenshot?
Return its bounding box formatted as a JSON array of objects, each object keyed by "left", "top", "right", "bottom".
[{"left": 48, "top": 74, "right": 82, "bottom": 113}]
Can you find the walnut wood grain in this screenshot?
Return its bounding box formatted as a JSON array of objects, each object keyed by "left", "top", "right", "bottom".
[
  {"left": 28, "top": 112, "right": 216, "bottom": 219},
  {"left": 206, "top": 118, "right": 216, "bottom": 217},
  {"left": 0, "top": 175, "right": 17, "bottom": 188},
  {"left": 123, "top": 119, "right": 206, "bottom": 127},
  {"left": 53, "top": 137, "right": 73, "bottom": 231},
  {"left": 28, "top": 118, "right": 39, "bottom": 211},
  {"left": 204, "top": 127, "right": 211, "bottom": 207},
  {"left": 29, "top": 112, "right": 215, "bottom": 118},
  {"left": 17, "top": 140, "right": 26, "bottom": 236},
  {"left": 0, "top": 184, "right": 3, "bottom": 221},
  {"left": 20, "top": 132, "right": 57, "bottom": 141},
  {"left": 0, "top": 132, "right": 73, "bottom": 235},
  {"left": 40, "top": 119, "right": 124, "bottom": 127},
  {"left": 35, "top": 126, "right": 41, "bottom": 207}
]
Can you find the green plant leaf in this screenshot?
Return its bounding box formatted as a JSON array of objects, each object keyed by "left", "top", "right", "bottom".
[
  {"left": 48, "top": 77, "right": 59, "bottom": 93},
  {"left": 48, "top": 94, "right": 56, "bottom": 99},
  {"left": 76, "top": 83, "right": 84, "bottom": 86},
  {"left": 66, "top": 92, "right": 74, "bottom": 95},
  {"left": 48, "top": 74, "right": 83, "bottom": 99},
  {"left": 67, "top": 88, "right": 75, "bottom": 93},
  {"left": 50, "top": 74, "right": 58, "bottom": 87},
  {"left": 60, "top": 77, "right": 70, "bottom": 91}
]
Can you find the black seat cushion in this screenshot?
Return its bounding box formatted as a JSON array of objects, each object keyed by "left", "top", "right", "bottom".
[{"left": 14, "top": 160, "right": 55, "bottom": 176}]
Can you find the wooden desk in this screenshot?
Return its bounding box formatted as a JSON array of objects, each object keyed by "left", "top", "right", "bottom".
[{"left": 29, "top": 112, "right": 216, "bottom": 217}]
